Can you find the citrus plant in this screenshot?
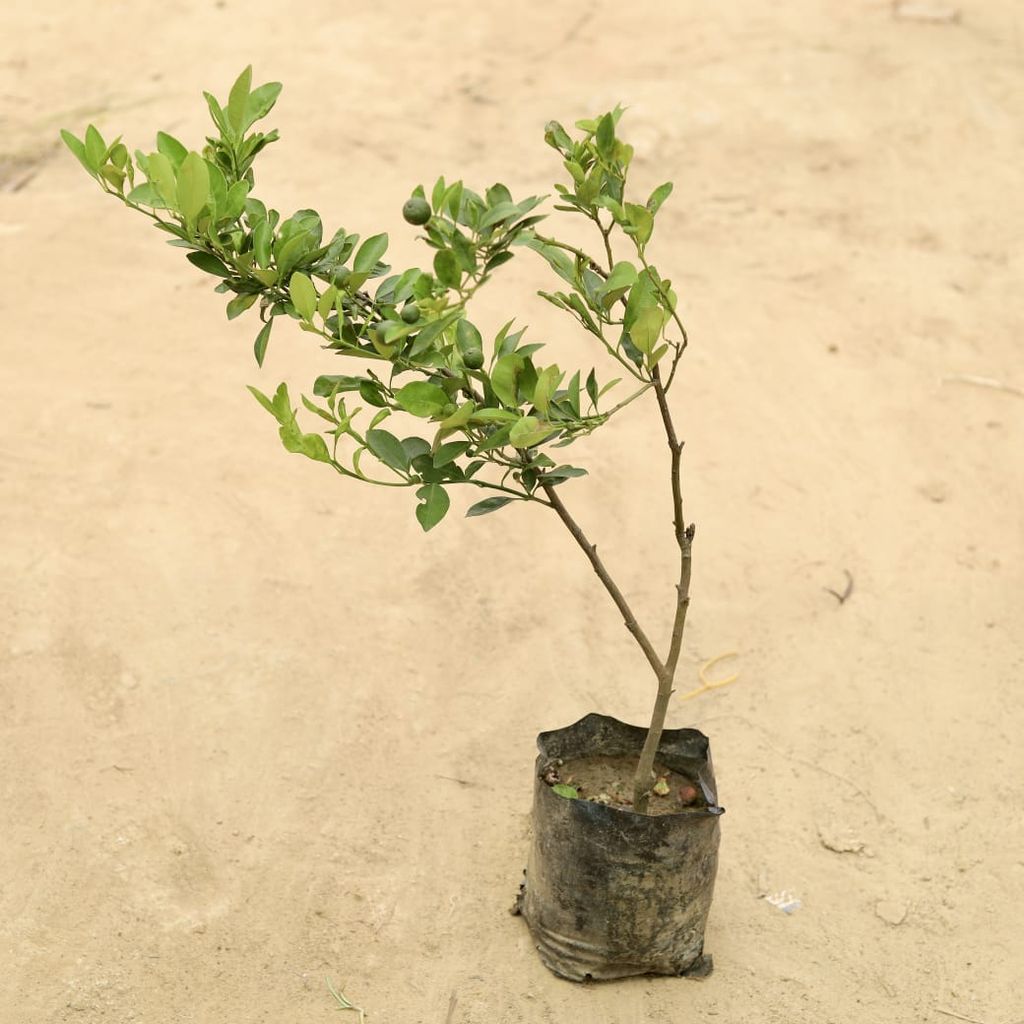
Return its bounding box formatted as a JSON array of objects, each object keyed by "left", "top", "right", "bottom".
[{"left": 63, "top": 68, "right": 693, "bottom": 812}]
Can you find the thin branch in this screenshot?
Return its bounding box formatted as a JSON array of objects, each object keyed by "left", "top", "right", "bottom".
[
  {"left": 601, "top": 381, "right": 653, "bottom": 418},
  {"left": 632, "top": 365, "right": 692, "bottom": 811},
  {"left": 540, "top": 481, "right": 665, "bottom": 681},
  {"left": 636, "top": 250, "right": 689, "bottom": 388},
  {"left": 529, "top": 232, "right": 609, "bottom": 279}
]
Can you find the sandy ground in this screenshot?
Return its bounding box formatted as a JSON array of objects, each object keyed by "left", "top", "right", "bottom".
[{"left": 2, "top": 1, "right": 1023, "bottom": 1021}]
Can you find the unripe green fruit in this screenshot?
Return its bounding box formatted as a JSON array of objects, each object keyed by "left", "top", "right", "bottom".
[
  {"left": 401, "top": 302, "right": 421, "bottom": 324},
  {"left": 441, "top": 403, "right": 457, "bottom": 419},
  {"left": 402, "top": 196, "right": 431, "bottom": 226},
  {"left": 462, "top": 348, "right": 485, "bottom": 370}
]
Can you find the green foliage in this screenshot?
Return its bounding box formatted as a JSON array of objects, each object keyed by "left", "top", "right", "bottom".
[{"left": 62, "top": 68, "right": 685, "bottom": 533}]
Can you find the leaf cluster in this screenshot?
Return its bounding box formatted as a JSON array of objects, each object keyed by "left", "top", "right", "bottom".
[{"left": 62, "top": 70, "right": 685, "bottom": 531}]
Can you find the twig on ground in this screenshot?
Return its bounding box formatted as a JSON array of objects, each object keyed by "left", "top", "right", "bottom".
[
  {"left": 934, "top": 1008, "right": 990, "bottom": 1024},
  {"left": 326, "top": 977, "right": 366, "bottom": 1022},
  {"left": 676, "top": 652, "right": 740, "bottom": 703},
  {"left": 824, "top": 569, "right": 854, "bottom": 605},
  {"left": 445, "top": 992, "right": 458, "bottom": 1024},
  {"left": 940, "top": 374, "right": 1024, "bottom": 397},
  {"left": 700, "top": 712, "right": 886, "bottom": 822},
  {"left": 434, "top": 775, "right": 480, "bottom": 788},
  {"left": 790, "top": 755, "right": 883, "bottom": 822}
]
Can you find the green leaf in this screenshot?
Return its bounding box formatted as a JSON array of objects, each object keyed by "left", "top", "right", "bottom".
[
  {"left": 353, "top": 232, "right": 388, "bottom": 273},
  {"left": 509, "top": 416, "right": 555, "bottom": 449},
  {"left": 270, "top": 382, "right": 292, "bottom": 421},
  {"left": 317, "top": 284, "right": 338, "bottom": 321},
  {"left": 630, "top": 305, "right": 663, "bottom": 355},
  {"left": 252, "top": 220, "right": 273, "bottom": 267},
  {"left": 475, "top": 423, "right": 514, "bottom": 453},
  {"left": 124, "top": 182, "right": 163, "bottom": 207},
  {"left": 177, "top": 151, "right": 210, "bottom": 223},
  {"left": 205, "top": 159, "right": 227, "bottom": 217},
  {"left": 596, "top": 113, "right": 615, "bottom": 159},
  {"left": 552, "top": 783, "right": 579, "bottom": 799},
  {"left": 439, "top": 402, "right": 476, "bottom": 430},
  {"left": 545, "top": 465, "right": 588, "bottom": 483},
  {"left": 543, "top": 120, "right": 572, "bottom": 152},
  {"left": 480, "top": 201, "right": 518, "bottom": 230},
  {"left": 406, "top": 307, "right": 461, "bottom": 358},
  {"left": 313, "top": 374, "right": 364, "bottom": 396},
  {"left": 156, "top": 131, "right": 188, "bottom": 169},
  {"left": 289, "top": 272, "right": 317, "bottom": 321},
  {"left": 466, "top": 496, "right": 515, "bottom": 517},
  {"left": 226, "top": 292, "right": 258, "bottom": 319},
  {"left": 280, "top": 421, "right": 331, "bottom": 463},
  {"left": 60, "top": 130, "right": 95, "bottom": 176},
  {"left": 649, "top": 343, "right": 669, "bottom": 368},
  {"left": 145, "top": 151, "right": 177, "bottom": 208},
  {"left": 245, "top": 81, "right": 283, "bottom": 131},
  {"left": 445, "top": 180, "right": 464, "bottom": 220},
  {"left": 360, "top": 380, "right": 388, "bottom": 408},
  {"left": 99, "top": 165, "right": 126, "bottom": 190},
  {"left": 223, "top": 179, "right": 250, "bottom": 222},
  {"left": 624, "top": 202, "right": 654, "bottom": 246},
  {"left": 595, "top": 195, "right": 625, "bottom": 222},
  {"left": 566, "top": 370, "right": 581, "bottom": 417},
  {"left": 532, "top": 365, "right": 562, "bottom": 417},
  {"left": 247, "top": 385, "right": 276, "bottom": 415},
  {"left": 301, "top": 394, "right": 335, "bottom": 423},
  {"left": 186, "top": 250, "right": 231, "bottom": 277},
  {"left": 84, "top": 125, "right": 106, "bottom": 172},
  {"left": 227, "top": 66, "right": 253, "bottom": 135},
  {"left": 522, "top": 236, "right": 575, "bottom": 286},
  {"left": 577, "top": 165, "right": 602, "bottom": 206},
  {"left": 485, "top": 250, "right": 515, "bottom": 272},
  {"left": 431, "top": 175, "right": 446, "bottom": 213},
  {"left": 455, "top": 319, "right": 483, "bottom": 354},
  {"left": 585, "top": 369, "right": 599, "bottom": 408},
  {"left": 600, "top": 261, "right": 638, "bottom": 308},
  {"left": 366, "top": 428, "right": 409, "bottom": 473},
  {"left": 394, "top": 381, "right": 450, "bottom": 418},
  {"left": 203, "top": 91, "right": 228, "bottom": 135},
  {"left": 468, "top": 408, "right": 518, "bottom": 424},
  {"left": 403, "top": 436, "right": 432, "bottom": 462},
  {"left": 275, "top": 229, "right": 315, "bottom": 278},
  {"left": 253, "top": 320, "right": 273, "bottom": 367},
  {"left": 433, "top": 249, "right": 460, "bottom": 288},
  {"left": 433, "top": 440, "right": 471, "bottom": 467},
  {"left": 624, "top": 271, "right": 658, "bottom": 331},
  {"left": 647, "top": 181, "right": 673, "bottom": 216},
  {"left": 415, "top": 483, "right": 450, "bottom": 532},
  {"left": 490, "top": 353, "right": 523, "bottom": 408}
]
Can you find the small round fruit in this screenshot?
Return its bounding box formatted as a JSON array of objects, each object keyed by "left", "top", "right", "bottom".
[
  {"left": 401, "top": 302, "right": 421, "bottom": 324},
  {"left": 402, "top": 196, "right": 431, "bottom": 226},
  {"left": 462, "top": 348, "right": 485, "bottom": 370}
]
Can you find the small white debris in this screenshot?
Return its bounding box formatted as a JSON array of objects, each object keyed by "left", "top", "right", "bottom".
[{"left": 763, "top": 890, "right": 802, "bottom": 914}]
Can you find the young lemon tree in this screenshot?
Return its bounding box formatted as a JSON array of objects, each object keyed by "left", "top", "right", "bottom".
[{"left": 63, "top": 68, "right": 693, "bottom": 812}]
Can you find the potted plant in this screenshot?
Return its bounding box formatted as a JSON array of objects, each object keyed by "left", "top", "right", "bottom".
[{"left": 62, "top": 67, "right": 724, "bottom": 982}]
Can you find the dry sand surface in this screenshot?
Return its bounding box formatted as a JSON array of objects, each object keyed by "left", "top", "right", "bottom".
[{"left": 2, "top": 1, "right": 1023, "bottom": 1021}]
